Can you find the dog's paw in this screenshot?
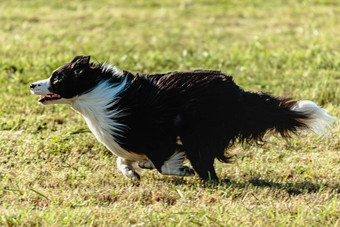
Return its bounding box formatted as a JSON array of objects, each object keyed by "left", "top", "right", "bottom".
[
  {"left": 179, "top": 166, "right": 195, "bottom": 176},
  {"left": 123, "top": 168, "right": 140, "bottom": 180},
  {"left": 117, "top": 157, "right": 141, "bottom": 180},
  {"left": 161, "top": 165, "right": 196, "bottom": 176},
  {"left": 138, "top": 160, "right": 155, "bottom": 169}
]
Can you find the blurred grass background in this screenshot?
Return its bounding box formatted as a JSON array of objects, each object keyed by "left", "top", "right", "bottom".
[{"left": 0, "top": 0, "right": 339, "bottom": 226}]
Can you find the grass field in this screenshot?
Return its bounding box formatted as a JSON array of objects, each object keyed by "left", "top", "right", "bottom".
[{"left": 0, "top": 0, "right": 339, "bottom": 226}]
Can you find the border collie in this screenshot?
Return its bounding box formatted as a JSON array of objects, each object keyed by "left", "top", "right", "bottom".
[{"left": 30, "top": 56, "right": 336, "bottom": 181}]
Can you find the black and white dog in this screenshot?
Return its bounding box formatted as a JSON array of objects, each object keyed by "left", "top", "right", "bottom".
[{"left": 30, "top": 56, "right": 336, "bottom": 181}]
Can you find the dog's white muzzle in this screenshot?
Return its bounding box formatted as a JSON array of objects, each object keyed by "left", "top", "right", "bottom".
[{"left": 30, "top": 78, "right": 51, "bottom": 95}]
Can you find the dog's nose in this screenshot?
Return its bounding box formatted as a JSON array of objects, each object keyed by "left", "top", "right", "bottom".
[{"left": 30, "top": 83, "right": 37, "bottom": 89}]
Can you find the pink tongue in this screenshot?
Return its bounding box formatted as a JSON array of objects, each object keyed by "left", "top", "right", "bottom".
[{"left": 39, "top": 94, "right": 60, "bottom": 101}]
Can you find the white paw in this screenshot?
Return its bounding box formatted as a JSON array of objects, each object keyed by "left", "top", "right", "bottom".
[
  {"left": 117, "top": 157, "right": 140, "bottom": 180},
  {"left": 122, "top": 168, "right": 140, "bottom": 180}
]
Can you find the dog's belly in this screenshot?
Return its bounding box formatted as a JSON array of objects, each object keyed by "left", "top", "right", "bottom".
[
  {"left": 84, "top": 117, "right": 147, "bottom": 161},
  {"left": 97, "top": 132, "right": 147, "bottom": 161}
]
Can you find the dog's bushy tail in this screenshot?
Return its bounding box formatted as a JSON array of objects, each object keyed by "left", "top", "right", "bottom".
[{"left": 236, "top": 91, "right": 337, "bottom": 144}]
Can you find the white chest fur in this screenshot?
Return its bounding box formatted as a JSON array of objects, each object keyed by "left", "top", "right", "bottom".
[{"left": 71, "top": 80, "right": 146, "bottom": 161}]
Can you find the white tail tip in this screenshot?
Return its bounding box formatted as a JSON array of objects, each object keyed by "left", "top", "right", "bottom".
[{"left": 291, "top": 100, "right": 337, "bottom": 136}]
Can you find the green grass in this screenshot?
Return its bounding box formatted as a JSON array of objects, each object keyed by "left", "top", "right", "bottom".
[{"left": 0, "top": 0, "right": 339, "bottom": 226}]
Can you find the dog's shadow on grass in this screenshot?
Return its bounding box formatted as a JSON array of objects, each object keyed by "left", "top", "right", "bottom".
[
  {"left": 224, "top": 178, "right": 340, "bottom": 195},
  {"left": 167, "top": 177, "right": 340, "bottom": 195}
]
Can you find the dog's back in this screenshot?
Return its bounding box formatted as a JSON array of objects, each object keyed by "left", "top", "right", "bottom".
[{"left": 112, "top": 69, "right": 336, "bottom": 180}]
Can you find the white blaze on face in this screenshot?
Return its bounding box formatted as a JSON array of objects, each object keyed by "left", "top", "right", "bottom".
[{"left": 30, "top": 78, "right": 51, "bottom": 95}]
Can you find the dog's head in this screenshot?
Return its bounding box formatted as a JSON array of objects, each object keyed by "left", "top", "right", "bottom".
[{"left": 30, "top": 56, "right": 97, "bottom": 104}]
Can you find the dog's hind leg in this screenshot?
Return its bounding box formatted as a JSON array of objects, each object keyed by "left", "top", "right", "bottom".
[
  {"left": 181, "top": 134, "right": 223, "bottom": 181},
  {"left": 187, "top": 151, "right": 218, "bottom": 181},
  {"left": 145, "top": 147, "right": 195, "bottom": 177},
  {"left": 159, "top": 151, "right": 195, "bottom": 176},
  {"left": 116, "top": 157, "right": 140, "bottom": 180}
]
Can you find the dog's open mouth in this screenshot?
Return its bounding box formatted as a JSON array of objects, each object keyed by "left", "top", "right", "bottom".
[{"left": 39, "top": 93, "right": 62, "bottom": 103}]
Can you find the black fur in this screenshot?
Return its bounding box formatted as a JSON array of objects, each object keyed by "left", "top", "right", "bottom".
[
  {"left": 112, "top": 70, "right": 310, "bottom": 180},
  {"left": 32, "top": 56, "right": 319, "bottom": 181}
]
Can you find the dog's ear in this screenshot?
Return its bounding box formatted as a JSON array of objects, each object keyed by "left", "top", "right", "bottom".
[{"left": 70, "top": 56, "right": 91, "bottom": 68}]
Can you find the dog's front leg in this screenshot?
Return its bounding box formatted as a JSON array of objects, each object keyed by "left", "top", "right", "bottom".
[
  {"left": 138, "top": 159, "right": 155, "bottom": 169},
  {"left": 116, "top": 157, "right": 140, "bottom": 180}
]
